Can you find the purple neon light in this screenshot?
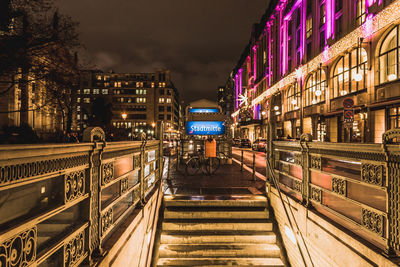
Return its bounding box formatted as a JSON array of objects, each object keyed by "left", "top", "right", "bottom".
[
  {"left": 325, "top": 0, "right": 334, "bottom": 40},
  {"left": 235, "top": 74, "right": 239, "bottom": 109}
]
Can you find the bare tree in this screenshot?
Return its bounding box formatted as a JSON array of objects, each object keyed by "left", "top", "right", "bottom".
[{"left": 0, "top": 0, "right": 80, "bottom": 132}]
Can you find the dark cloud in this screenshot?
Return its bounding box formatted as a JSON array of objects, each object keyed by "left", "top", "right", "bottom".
[{"left": 55, "top": 0, "right": 269, "bottom": 103}]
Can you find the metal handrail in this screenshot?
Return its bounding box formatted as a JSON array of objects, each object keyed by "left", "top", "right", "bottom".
[{"left": 266, "top": 157, "right": 314, "bottom": 267}]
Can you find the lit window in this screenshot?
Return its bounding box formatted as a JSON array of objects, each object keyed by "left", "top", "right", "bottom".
[
  {"left": 356, "top": 0, "right": 366, "bottom": 26},
  {"left": 306, "top": 17, "right": 312, "bottom": 39},
  {"left": 379, "top": 26, "right": 399, "bottom": 84},
  {"left": 166, "top": 98, "right": 171, "bottom": 103},
  {"left": 136, "top": 82, "right": 140, "bottom": 88},
  {"left": 304, "top": 70, "right": 326, "bottom": 106},
  {"left": 83, "top": 114, "right": 88, "bottom": 120},
  {"left": 77, "top": 105, "right": 81, "bottom": 111},
  {"left": 287, "top": 83, "right": 300, "bottom": 112},
  {"left": 77, "top": 97, "right": 81, "bottom": 103},
  {"left": 333, "top": 48, "right": 367, "bottom": 98},
  {"left": 159, "top": 97, "right": 165, "bottom": 103},
  {"left": 96, "top": 75, "right": 102, "bottom": 80},
  {"left": 77, "top": 114, "right": 80, "bottom": 120},
  {"left": 83, "top": 98, "right": 90, "bottom": 103},
  {"left": 102, "top": 89, "right": 109, "bottom": 94},
  {"left": 151, "top": 82, "right": 155, "bottom": 88},
  {"left": 93, "top": 89, "right": 100, "bottom": 94},
  {"left": 83, "top": 89, "right": 90, "bottom": 94}
]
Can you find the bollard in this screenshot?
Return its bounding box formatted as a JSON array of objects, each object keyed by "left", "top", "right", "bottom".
[
  {"left": 241, "top": 150, "right": 244, "bottom": 171},
  {"left": 252, "top": 151, "right": 256, "bottom": 181}
]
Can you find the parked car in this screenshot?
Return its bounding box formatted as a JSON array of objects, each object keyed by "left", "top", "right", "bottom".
[
  {"left": 240, "top": 139, "right": 252, "bottom": 148},
  {"left": 233, "top": 139, "right": 241, "bottom": 146},
  {"left": 252, "top": 138, "right": 267, "bottom": 151}
]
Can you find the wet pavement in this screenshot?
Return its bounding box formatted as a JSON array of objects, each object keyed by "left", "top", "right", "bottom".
[
  {"left": 162, "top": 156, "right": 266, "bottom": 196},
  {"left": 232, "top": 147, "right": 267, "bottom": 176}
]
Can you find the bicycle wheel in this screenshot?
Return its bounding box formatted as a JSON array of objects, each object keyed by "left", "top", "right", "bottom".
[
  {"left": 185, "top": 157, "right": 200, "bottom": 176},
  {"left": 205, "top": 157, "right": 220, "bottom": 175}
]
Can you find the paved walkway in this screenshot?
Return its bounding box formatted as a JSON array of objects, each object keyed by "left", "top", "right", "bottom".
[{"left": 162, "top": 157, "right": 266, "bottom": 195}]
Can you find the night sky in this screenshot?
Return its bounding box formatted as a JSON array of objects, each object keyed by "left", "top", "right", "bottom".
[{"left": 55, "top": 0, "right": 269, "bottom": 104}]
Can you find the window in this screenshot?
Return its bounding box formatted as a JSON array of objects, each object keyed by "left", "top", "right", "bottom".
[
  {"left": 158, "top": 114, "right": 164, "bottom": 120},
  {"left": 287, "top": 84, "right": 300, "bottom": 112},
  {"left": 379, "top": 26, "right": 399, "bottom": 84},
  {"left": 159, "top": 97, "right": 165, "bottom": 103},
  {"left": 83, "top": 98, "right": 90, "bottom": 103},
  {"left": 388, "top": 106, "right": 400, "bottom": 129},
  {"left": 151, "top": 82, "right": 155, "bottom": 88},
  {"left": 77, "top": 114, "right": 80, "bottom": 120},
  {"left": 320, "top": 2, "right": 325, "bottom": 25},
  {"left": 102, "top": 89, "right": 109, "bottom": 94},
  {"left": 137, "top": 97, "right": 146, "bottom": 103},
  {"left": 96, "top": 75, "right": 102, "bottom": 81},
  {"left": 304, "top": 70, "right": 326, "bottom": 106},
  {"left": 306, "top": 17, "right": 312, "bottom": 39},
  {"left": 77, "top": 97, "right": 81, "bottom": 103},
  {"left": 166, "top": 98, "right": 172, "bottom": 103},
  {"left": 332, "top": 48, "right": 367, "bottom": 98},
  {"left": 159, "top": 89, "right": 164, "bottom": 95},
  {"left": 83, "top": 89, "right": 90, "bottom": 94},
  {"left": 159, "top": 106, "right": 164, "bottom": 112},
  {"left": 167, "top": 114, "right": 171, "bottom": 120},
  {"left": 319, "top": 30, "right": 325, "bottom": 50},
  {"left": 167, "top": 89, "right": 172, "bottom": 95},
  {"left": 167, "top": 106, "right": 171, "bottom": 112},
  {"left": 356, "top": 0, "right": 366, "bottom": 26},
  {"left": 114, "top": 82, "right": 121, "bottom": 87},
  {"left": 335, "top": 0, "right": 342, "bottom": 13},
  {"left": 83, "top": 114, "right": 88, "bottom": 120},
  {"left": 77, "top": 105, "right": 81, "bottom": 111},
  {"left": 93, "top": 89, "right": 100, "bottom": 94}
]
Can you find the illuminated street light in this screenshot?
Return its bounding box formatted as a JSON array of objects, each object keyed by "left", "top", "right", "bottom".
[
  {"left": 354, "top": 73, "right": 363, "bottom": 82},
  {"left": 274, "top": 106, "right": 279, "bottom": 111},
  {"left": 151, "top": 122, "right": 156, "bottom": 128}
]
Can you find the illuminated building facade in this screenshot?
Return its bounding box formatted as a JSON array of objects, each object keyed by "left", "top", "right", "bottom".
[
  {"left": 231, "top": 0, "right": 400, "bottom": 143},
  {"left": 76, "top": 70, "right": 180, "bottom": 138}
]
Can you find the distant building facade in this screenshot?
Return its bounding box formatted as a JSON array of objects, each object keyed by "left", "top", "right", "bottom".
[{"left": 76, "top": 70, "right": 180, "bottom": 138}]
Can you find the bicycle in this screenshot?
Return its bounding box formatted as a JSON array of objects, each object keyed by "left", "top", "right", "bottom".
[{"left": 185, "top": 149, "right": 221, "bottom": 175}]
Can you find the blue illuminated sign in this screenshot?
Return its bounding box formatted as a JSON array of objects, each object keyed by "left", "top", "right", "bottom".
[
  {"left": 189, "top": 108, "right": 219, "bottom": 113},
  {"left": 186, "top": 121, "right": 225, "bottom": 135}
]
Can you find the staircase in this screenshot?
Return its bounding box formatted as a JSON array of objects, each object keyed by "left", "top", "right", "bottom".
[{"left": 153, "top": 195, "right": 285, "bottom": 266}]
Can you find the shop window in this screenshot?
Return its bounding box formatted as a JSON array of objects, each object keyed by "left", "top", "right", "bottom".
[
  {"left": 388, "top": 106, "right": 400, "bottom": 129},
  {"left": 332, "top": 47, "right": 367, "bottom": 98},
  {"left": 356, "top": 0, "right": 366, "bottom": 26},
  {"left": 379, "top": 26, "right": 399, "bottom": 84},
  {"left": 304, "top": 69, "right": 326, "bottom": 106},
  {"left": 287, "top": 84, "right": 301, "bottom": 112}
]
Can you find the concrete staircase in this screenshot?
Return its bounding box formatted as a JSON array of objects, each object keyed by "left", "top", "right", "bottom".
[{"left": 153, "top": 195, "right": 285, "bottom": 266}]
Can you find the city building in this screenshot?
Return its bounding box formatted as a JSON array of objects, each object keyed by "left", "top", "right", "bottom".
[
  {"left": 231, "top": 0, "right": 400, "bottom": 144},
  {"left": 76, "top": 69, "right": 181, "bottom": 139}
]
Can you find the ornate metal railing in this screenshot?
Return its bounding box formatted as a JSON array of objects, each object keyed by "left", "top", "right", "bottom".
[
  {"left": 0, "top": 128, "right": 163, "bottom": 267},
  {"left": 269, "top": 129, "right": 400, "bottom": 256}
]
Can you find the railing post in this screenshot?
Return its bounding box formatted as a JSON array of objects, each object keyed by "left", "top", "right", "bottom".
[
  {"left": 241, "top": 149, "right": 244, "bottom": 171},
  {"left": 252, "top": 151, "right": 256, "bottom": 181},
  {"left": 300, "top": 134, "right": 312, "bottom": 207},
  {"left": 156, "top": 121, "right": 164, "bottom": 181},
  {"left": 382, "top": 129, "right": 400, "bottom": 256},
  {"left": 139, "top": 133, "right": 147, "bottom": 205}
]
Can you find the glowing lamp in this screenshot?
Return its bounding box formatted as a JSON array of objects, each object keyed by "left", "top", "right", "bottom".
[
  {"left": 151, "top": 122, "right": 156, "bottom": 127},
  {"left": 274, "top": 106, "right": 279, "bottom": 111},
  {"left": 354, "top": 73, "right": 363, "bottom": 82},
  {"left": 261, "top": 111, "right": 266, "bottom": 116},
  {"left": 315, "top": 89, "right": 322, "bottom": 96},
  {"left": 388, "top": 74, "right": 397, "bottom": 81},
  {"left": 291, "top": 99, "right": 297, "bottom": 105},
  {"left": 121, "top": 113, "right": 127, "bottom": 120}
]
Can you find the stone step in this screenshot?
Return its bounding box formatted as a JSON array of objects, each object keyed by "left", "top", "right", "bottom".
[
  {"left": 158, "top": 243, "right": 281, "bottom": 258},
  {"left": 164, "top": 195, "right": 268, "bottom": 208},
  {"left": 160, "top": 231, "right": 276, "bottom": 244},
  {"left": 162, "top": 220, "right": 273, "bottom": 232},
  {"left": 164, "top": 209, "right": 269, "bottom": 219},
  {"left": 157, "top": 257, "right": 284, "bottom": 266}
]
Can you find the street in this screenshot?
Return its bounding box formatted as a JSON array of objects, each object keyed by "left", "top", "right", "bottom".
[{"left": 231, "top": 147, "right": 267, "bottom": 178}]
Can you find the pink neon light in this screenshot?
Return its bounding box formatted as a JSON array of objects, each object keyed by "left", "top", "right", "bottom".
[
  {"left": 325, "top": 0, "right": 334, "bottom": 39},
  {"left": 253, "top": 45, "right": 257, "bottom": 80},
  {"left": 284, "top": 0, "right": 302, "bottom": 20},
  {"left": 366, "top": 0, "right": 375, "bottom": 7},
  {"left": 362, "top": 14, "right": 374, "bottom": 38},
  {"left": 239, "top": 69, "right": 243, "bottom": 96},
  {"left": 235, "top": 74, "right": 239, "bottom": 109}
]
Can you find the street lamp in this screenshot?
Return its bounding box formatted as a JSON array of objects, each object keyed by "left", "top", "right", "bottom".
[{"left": 151, "top": 122, "right": 156, "bottom": 128}]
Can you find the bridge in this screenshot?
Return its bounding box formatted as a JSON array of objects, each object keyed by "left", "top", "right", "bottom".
[{"left": 0, "top": 127, "right": 399, "bottom": 266}]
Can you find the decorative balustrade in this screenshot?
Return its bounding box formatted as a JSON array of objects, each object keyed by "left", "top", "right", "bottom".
[
  {"left": 269, "top": 129, "right": 400, "bottom": 256},
  {"left": 0, "top": 129, "right": 163, "bottom": 266}
]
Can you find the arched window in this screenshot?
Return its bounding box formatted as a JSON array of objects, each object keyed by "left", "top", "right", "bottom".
[
  {"left": 379, "top": 26, "right": 399, "bottom": 83},
  {"left": 287, "top": 83, "right": 300, "bottom": 112},
  {"left": 304, "top": 70, "right": 326, "bottom": 106},
  {"left": 332, "top": 47, "right": 367, "bottom": 98}
]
